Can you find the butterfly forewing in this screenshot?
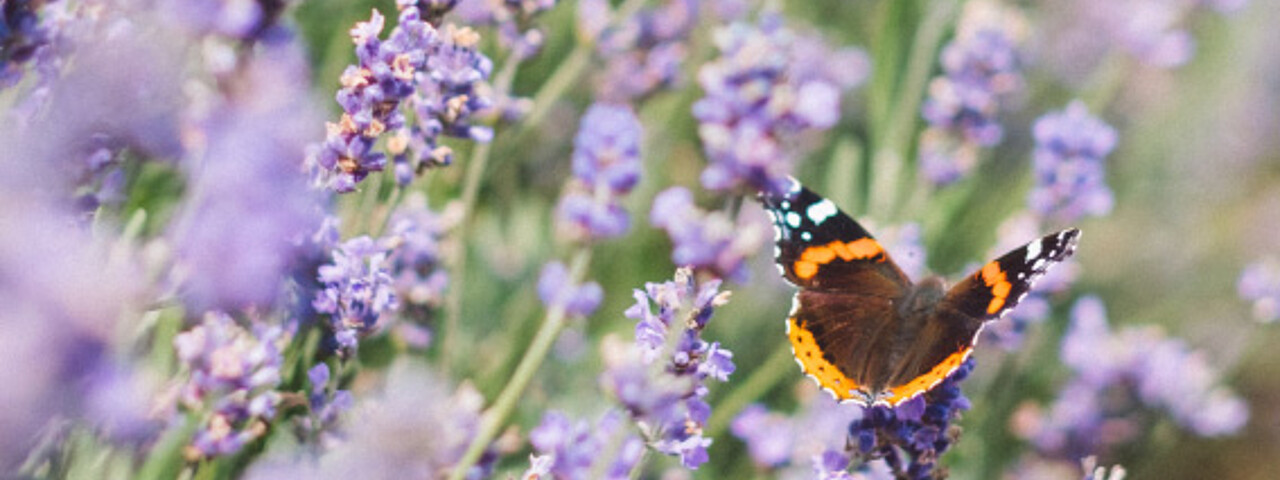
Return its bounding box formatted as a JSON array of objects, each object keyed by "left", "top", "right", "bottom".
[
  {"left": 939, "top": 228, "right": 1081, "bottom": 325},
  {"left": 760, "top": 181, "right": 910, "bottom": 293}
]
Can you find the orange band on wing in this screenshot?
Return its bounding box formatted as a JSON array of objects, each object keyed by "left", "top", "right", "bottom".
[
  {"left": 792, "top": 239, "right": 886, "bottom": 280},
  {"left": 980, "top": 261, "right": 1012, "bottom": 314},
  {"left": 787, "top": 317, "right": 860, "bottom": 401},
  {"left": 884, "top": 347, "right": 972, "bottom": 406}
]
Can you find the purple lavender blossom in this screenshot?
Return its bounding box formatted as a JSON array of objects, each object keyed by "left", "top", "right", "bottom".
[
  {"left": 313, "top": 236, "right": 400, "bottom": 355},
  {"left": 731, "top": 405, "right": 798, "bottom": 468},
  {"left": 730, "top": 393, "right": 874, "bottom": 477},
  {"left": 308, "top": 4, "right": 492, "bottom": 192},
  {"left": 523, "top": 410, "right": 644, "bottom": 480},
  {"left": 1027, "top": 101, "right": 1117, "bottom": 223},
  {"left": 650, "top": 187, "right": 768, "bottom": 282},
  {"left": 171, "top": 42, "right": 324, "bottom": 314},
  {"left": 919, "top": 5, "right": 1024, "bottom": 186},
  {"left": 537, "top": 261, "right": 604, "bottom": 318},
  {"left": 452, "top": 0, "right": 555, "bottom": 61},
  {"left": 294, "top": 363, "right": 354, "bottom": 450},
  {"left": 0, "top": 0, "right": 52, "bottom": 89},
  {"left": 1238, "top": 257, "right": 1280, "bottom": 323},
  {"left": 603, "top": 268, "right": 734, "bottom": 469},
  {"left": 587, "top": 0, "right": 698, "bottom": 102},
  {"left": 173, "top": 312, "right": 290, "bottom": 458},
  {"left": 693, "top": 17, "right": 869, "bottom": 195},
  {"left": 383, "top": 194, "right": 459, "bottom": 347},
  {"left": 843, "top": 359, "right": 974, "bottom": 480},
  {"left": 556, "top": 102, "right": 643, "bottom": 241},
  {"left": 1016, "top": 296, "right": 1248, "bottom": 460},
  {"left": 246, "top": 362, "right": 493, "bottom": 479}
]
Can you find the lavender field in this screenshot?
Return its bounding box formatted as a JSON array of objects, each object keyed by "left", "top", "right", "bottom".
[{"left": 2, "top": 0, "right": 1277, "bottom": 479}]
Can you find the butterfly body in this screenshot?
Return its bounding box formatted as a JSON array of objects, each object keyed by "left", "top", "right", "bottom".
[{"left": 763, "top": 180, "right": 1079, "bottom": 407}]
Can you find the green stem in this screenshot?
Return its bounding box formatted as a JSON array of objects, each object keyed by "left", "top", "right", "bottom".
[
  {"left": 440, "top": 52, "right": 521, "bottom": 372},
  {"left": 704, "top": 343, "right": 795, "bottom": 439},
  {"left": 869, "top": 0, "right": 961, "bottom": 218},
  {"left": 447, "top": 248, "right": 593, "bottom": 480}
]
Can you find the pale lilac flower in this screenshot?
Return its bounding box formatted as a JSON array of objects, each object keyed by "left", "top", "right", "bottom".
[
  {"left": 650, "top": 186, "right": 769, "bottom": 282},
  {"left": 693, "top": 17, "right": 869, "bottom": 194},
  {"left": 170, "top": 43, "right": 324, "bottom": 313},
  {"left": 1027, "top": 101, "right": 1117, "bottom": 223},
  {"left": 919, "top": 3, "right": 1024, "bottom": 185},
  {"left": 587, "top": 0, "right": 698, "bottom": 102},
  {"left": 1238, "top": 257, "right": 1280, "bottom": 323},
  {"left": 1017, "top": 296, "right": 1248, "bottom": 459},
  {"left": 604, "top": 268, "right": 734, "bottom": 469},
  {"left": 537, "top": 261, "right": 604, "bottom": 318},
  {"left": 556, "top": 103, "right": 644, "bottom": 241},
  {"left": 245, "top": 362, "right": 493, "bottom": 479},
  {"left": 730, "top": 393, "right": 870, "bottom": 477},
  {"left": 524, "top": 410, "right": 643, "bottom": 480},
  {"left": 173, "top": 312, "right": 291, "bottom": 458},
  {"left": 293, "top": 363, "right": 354, "bottom": 450},
  {"left": 383, "top": 194, "right": 459, "bottom": 347},
  {"left": 452, "top": 0, "right": 555, "bottom": 61}
]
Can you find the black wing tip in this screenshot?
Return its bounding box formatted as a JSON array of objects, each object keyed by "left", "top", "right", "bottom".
[{"left": 1053, "top": 228, "right": 1081, "bottom": 258}]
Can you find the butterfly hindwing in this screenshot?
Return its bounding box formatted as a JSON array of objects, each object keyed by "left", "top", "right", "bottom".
[
  {"left": 761, "top": 180, "right": 910, "bottom": 294},
  {"left": 787, "top": 289, "right": 898, "bottom": 403}
]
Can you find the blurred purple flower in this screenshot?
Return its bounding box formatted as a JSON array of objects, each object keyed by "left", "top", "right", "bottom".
[
  {"left": 524, "top": 410, "right": 643, "bottom": 480},
  {"left": 693, "top": 17, "right": 869, "bottom": 194},
  {"left": 294, "top": 363, "right": 354, "bottom": 450},
  {"left": 556, "top": 102, "right": 644, "bottom": 241},
  {"left": 603, "top": 268, "right": 733, "bottom": 469},
  {"left": 170, "top": 43, "right": 324, "bottom": 314},
  {"left": 159, "top": 0, "right": 275, "bottom": 40},
  {"left": 844, "top": 359, "right": 974, "bottom": 480},
  {"left": 537, "top": 261, "right": 604, "bottom": 318},
  {"left": 919, "top": 3, "right": 1024, "bottom": 185},
  {"left": 1016, "top": 296, "right": 1248, "bottom": 459},
  {"left": 1238, "top": 257, "right": 1280, "bottom": 323},
  {"left": 246, "top": 361, "right": 493, "bottom": 480},
  {"left": 451, "top": 0, "right": 554, "bottom": 61},
  {"left": 383, "top": 194, "right": 460, "bottom": 347},
  {"left": 650, "top": 186, "right": 768, "bottom": 282},
  {"left": 587, "top": 0, "right": 697, "bottom": 102},
  {"left": 1027, "top": 101, "right": 1117, "bottom": 223},
  {"left": 0, "top": 0, "right": 51, "bottom": 89},
  {"left": 731, "top": 405, "right": 796, "bottom": 468},
  {"left": 730, "top": 393, "right": 874, "bottom": 476},
  {"left": 308, "top": 4, "right": 492, "bottom": 192},
  {"left": 173, "top": 312, "right": 290, "bottom": 458},
  {"left": 313, "top": 236, "right": 400, "bottom": 355}
]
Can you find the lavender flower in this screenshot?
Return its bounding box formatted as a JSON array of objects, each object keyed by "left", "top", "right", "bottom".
[
  {"left": 0, "top": 0, "right": 52, "bottom": 89},
  {"left": 693, "top": 17, "right": 869, "bottom": 194},
  {"left": 308, "top": 4, "right": 492, "bottom": 192},
  {"left": 383, "top": 194, "right": 460, "bottom": 347},
  {"left": 313, "top": 236, "right": 400, "bottom": 355},
  {"left": 1027, "top": 101, "right": 1117, "bottom": 223},
  {"left": 586, "top": 0, "right": 698, "bottom": 102},
  {"left": 556, "top": 102, "right": 643, "bottom": 241},
  {"left": 452, "top": 0, "right": 556, "bottom": 61},
  {"left": 649, "top": 186, "right": 768, "bottom": 282},
  {"left": 844, "top": 359, "right": 974, "bottom": 480},
  {"left": 170, "top": 42, "right": 324, "bottom": 313},
  {"left": 919, "top": 2, "right": 1024, "bottom": 185},
  {"left": 293, "top": 363, "right": 354, "bottom": 450},
  {"left": 1015, "top": 296, "right": 1248, "bottom": 460},
  {"left": 602, "top": 268, "right": 734, "bottom": 469},
  {"left": 730, "top": 394, "right": 869, "bottom": 476},
  {"left": 1238, "top": 257, "right": 1280, "bottom": 323},
  {"left": 537, "top": 261, "right": 604, "bottom": 318},
  {"left": 246, "top": 362, "right": 492, "bottom": 480},
  {"left": 523, "top": 410, "right": 644, "bottom": 480},
  {"left": 173, "top": 312, "right": 290, "bottom": 458}
]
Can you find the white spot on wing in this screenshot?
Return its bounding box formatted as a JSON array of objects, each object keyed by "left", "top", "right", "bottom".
[
  {"left": 789, "top": 294, "right": 801, "bottom": 315},
  {"left": 1025, "top": 239, "right": 1042, "bottom": 262},
  {"left": 806, "top": 199, "right": 839, "bottom": 225},
  {"left": 786, "top": 211, "right": 802, "bottom": 229},
  {"left": 801, "top": 231, "right": 812, "bottom": 241}
]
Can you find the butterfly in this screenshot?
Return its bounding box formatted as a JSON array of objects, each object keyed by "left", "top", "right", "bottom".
[{"left": 761, "top": 179, "right": 1080, "bottom": 407}]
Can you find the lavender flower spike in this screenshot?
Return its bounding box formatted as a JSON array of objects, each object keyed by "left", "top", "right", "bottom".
[
  {"left": 650, "top": 186, "right": 768, "bottom": 282},
  {"left": 313, "top": 236, "right": 400, "bottom": 355},
  {"left": 1238, "top": 257, "right": 1280, "bottom": 323},
  {"left": 603, "top": 268, "right": 734, "bottom": 469},
  {"left": 1027, "top": 101, "right": 1117, "bottom": 223},
  {"left": 556, "top": 102, "right": 644, "bottom": 242}
]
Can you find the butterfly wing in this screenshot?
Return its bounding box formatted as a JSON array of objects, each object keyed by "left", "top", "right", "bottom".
[
  {"left": 760, "top": 180, "right": 911, "bottom": 294},
  {"left": 880, "top": 228, "right": 1082, "bottom": 405},
  {"left": 787, "top": 290, "right": 898, "bottom": 403}
]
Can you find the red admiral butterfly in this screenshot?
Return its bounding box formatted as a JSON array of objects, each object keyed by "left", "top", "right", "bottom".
[{"left": 761, "top": 179, "right": 1079, "bottom": 407}]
